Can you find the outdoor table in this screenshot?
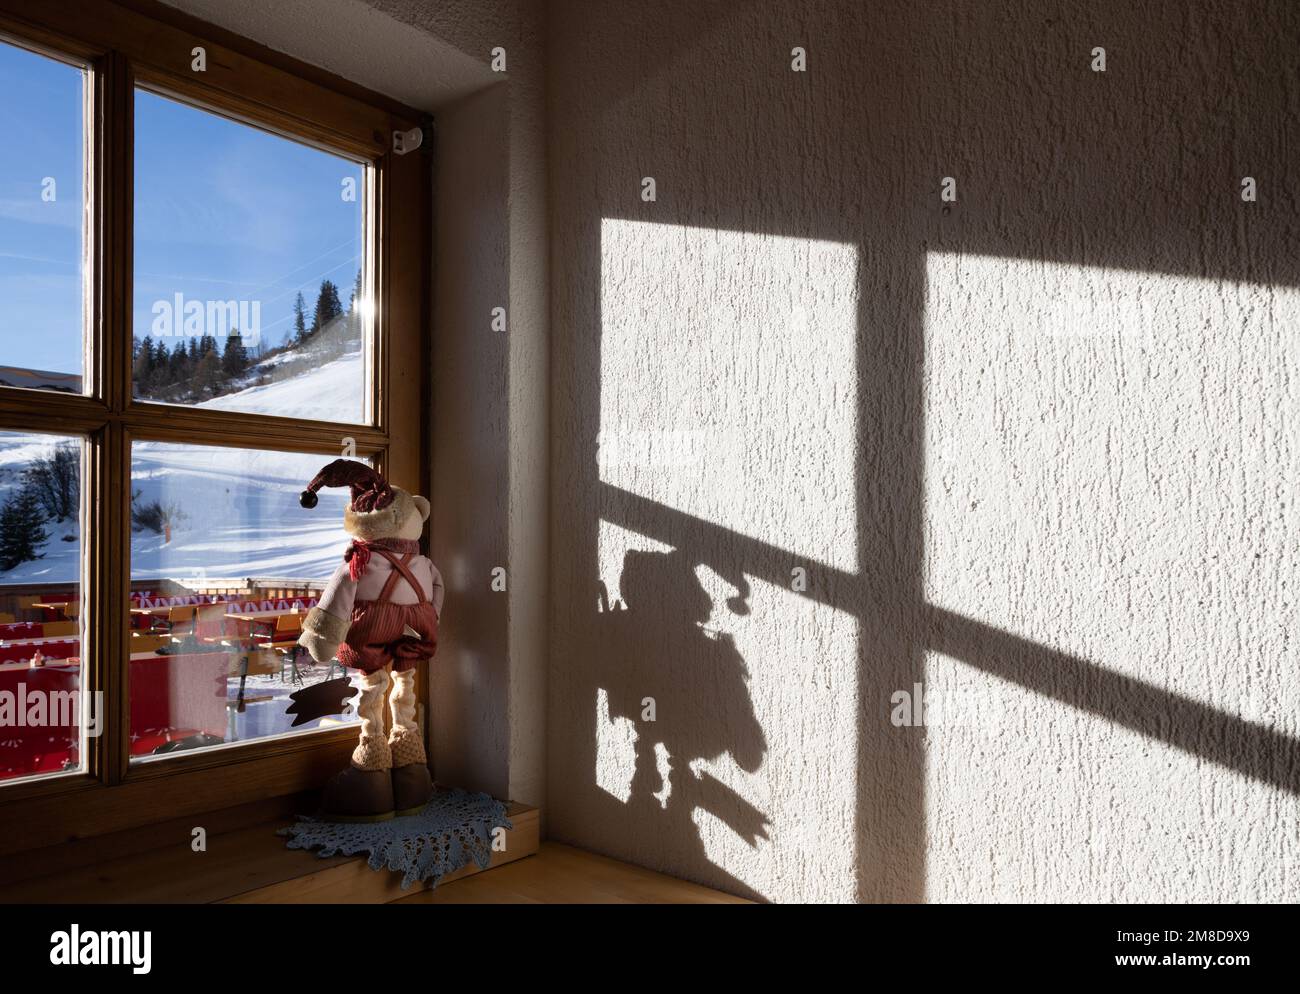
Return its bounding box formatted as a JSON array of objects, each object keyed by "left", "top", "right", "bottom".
[
  {"left": 225, "top": 609, "right": 304, "bottom": 637},
  {"left": 129, "top": 604, "right": 177, "bottom": 616},
  {"left": 30, "top": 601, "right": 74, "bottom": 621}
]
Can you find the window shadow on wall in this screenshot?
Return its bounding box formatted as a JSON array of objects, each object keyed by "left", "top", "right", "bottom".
[{"left": 547, "top": 0, "right": 1300, "bottom": 901}]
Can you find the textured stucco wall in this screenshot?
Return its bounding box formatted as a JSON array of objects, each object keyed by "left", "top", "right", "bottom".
[
  {"left": 365, "top": 0, "right": 550, "bottom": 807},
  {"left": 547, "top": 0, "right": 1300, "bottom": 902},
  {"left": 421, "top": 82, "right": 512, "bottom": 796}
]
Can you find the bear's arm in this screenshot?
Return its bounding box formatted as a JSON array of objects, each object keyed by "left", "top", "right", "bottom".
[
  {"left": 297, "top": 561, "right": 356, "bottom": 663},
  {"left": 316, "top": 561, "right": 358, "bottom": 619}
]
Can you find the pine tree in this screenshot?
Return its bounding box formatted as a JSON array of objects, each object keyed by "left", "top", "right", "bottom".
[
  {"left": 311, "top": 279, "right": 343, "bottom": 337},
  {"left": 146, "top": 338, "right": 171, "bottom": 395},
  {"left": 222, "top": 331, "right": 249, "bottom": 379},
  {"left": 0, "top": 487, "right": 49, "bottom": 570},
  {"left": 292, "top": 291, "right": 308, "bottom": 345},
  {"left": 171, "top": 340, "right": 190, "bottom": 381},
  {"left": 133, "top": 337, "right": 155, "bottom": 391},
  {"left": 193, "top": 349, "right": 223, "bottom": 396}
]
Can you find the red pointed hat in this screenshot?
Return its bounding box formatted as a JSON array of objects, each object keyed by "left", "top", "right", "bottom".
[{"left": 299, "top": 459, "right": 393, "bottom": 512}]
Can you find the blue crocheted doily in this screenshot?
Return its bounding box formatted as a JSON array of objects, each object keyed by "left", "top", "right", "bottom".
[{"left": 279, "top": 787, "right": 513, "bottom": 890}]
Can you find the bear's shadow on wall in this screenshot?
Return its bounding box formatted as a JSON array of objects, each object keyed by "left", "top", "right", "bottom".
[
  {"left": 550, "top": 0, "right": 1300, "bottom": 901},
  {"left": 590, "top": 550, "right": 768, "bottom": 900}
]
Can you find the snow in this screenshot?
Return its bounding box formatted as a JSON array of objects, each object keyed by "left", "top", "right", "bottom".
[
  {"left": 199, "top": 348, "right": 365, "bottom": 422},
  {"left": 221, "top": 662, "right": 361, "bottom": 744},
  {"left": 127, "top": 442, "right": 350, "bottom": 583},
  {"left": 0, "top": 352, "right": 363, "bottom": 584}
]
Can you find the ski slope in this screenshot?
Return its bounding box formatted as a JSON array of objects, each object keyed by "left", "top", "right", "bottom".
[
  {"left": 198, "top": 347, "right": 365, "bottom": 422},
  {"left": 0, "top": 351, "right": 362, "bottom": 584}
]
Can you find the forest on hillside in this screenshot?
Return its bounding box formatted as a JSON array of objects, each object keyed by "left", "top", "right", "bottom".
[{"left": 132, "top": 273, "right": 362, "bottom": 404}]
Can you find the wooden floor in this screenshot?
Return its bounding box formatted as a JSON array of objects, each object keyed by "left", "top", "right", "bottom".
[
  {"left": 394, "top": 841, "right": 752, "bottom": 904},
  {"left": 0, "top": 789, "right": 749, "bottom": 904}
]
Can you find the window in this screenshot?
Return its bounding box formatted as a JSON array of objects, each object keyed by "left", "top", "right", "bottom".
[
  {"left": 0, "top": 39, "right": 86, "bottom": 394},
  {"left": 133, "top": 89, "right": 371, "bottom": 424},
  {"left": 0, "top": 430, "right": 84, "bottom": 782},
  {"left": 128, "top": 441, "right": 359, "bottom": 761},
  {"left": 0, "top": 4, "right": 426, "bottom": 849}
]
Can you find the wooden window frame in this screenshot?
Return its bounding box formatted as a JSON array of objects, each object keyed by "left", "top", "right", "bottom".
[{"left": 0, "top": 0, "right": 430, "bottom": 855}]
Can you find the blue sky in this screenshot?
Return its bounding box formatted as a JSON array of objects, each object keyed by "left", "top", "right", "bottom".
[{"left": 0, "top": 38, "right": 364, "bottom": 376}]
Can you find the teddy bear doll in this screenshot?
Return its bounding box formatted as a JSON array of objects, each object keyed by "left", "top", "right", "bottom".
[{"left": 295, "top": 459, "right": 444, "bottom": 821}]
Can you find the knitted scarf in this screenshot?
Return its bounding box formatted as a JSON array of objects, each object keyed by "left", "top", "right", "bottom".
[{"left": 345, "top": 537, "right": 419, "bottom": 582}]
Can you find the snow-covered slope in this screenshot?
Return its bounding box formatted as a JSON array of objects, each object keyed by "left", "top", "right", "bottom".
[
  {"left": 127, "top": 441, "right": 350, "bottom": 583},
  {"left": 0, "top": 432, "right": 81, "bottom": 584},
  {"left": 198, "top": 348, "right": 364, "bottom": 422},
  {"left": 1, "top": 352, "right": 363, "bottom": 584}
]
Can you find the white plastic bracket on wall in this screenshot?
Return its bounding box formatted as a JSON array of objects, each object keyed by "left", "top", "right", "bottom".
[{"left": 392, "top": 127, "right": 423, "bottom": 155}]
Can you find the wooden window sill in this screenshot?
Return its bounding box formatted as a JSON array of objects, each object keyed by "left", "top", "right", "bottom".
[{"left": 0, "top": 791, "right": 539, "bottom": 903}]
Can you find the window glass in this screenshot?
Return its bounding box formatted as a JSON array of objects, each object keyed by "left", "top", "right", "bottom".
[
  {"left": 128, "top": 441, "right": 361, "bottom": 761},
  {"left": 0, "top": 40, "right": 86, "bottom": 395},
  {"left": 0, "top": 430, "right": 85, "bottom": 782},
  {"left": 132, "top": 89, "right": 369, "bottom": 423}
]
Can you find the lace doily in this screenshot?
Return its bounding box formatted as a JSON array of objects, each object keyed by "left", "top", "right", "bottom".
[{"left": 279, "top": 787, "right": 513, "bottom": 890}]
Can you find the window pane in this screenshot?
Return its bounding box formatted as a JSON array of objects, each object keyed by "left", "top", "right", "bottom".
[
  {"left": 0, "top": 430, "right": 85, "bottom": 782},
  {"left": 133, "top": 89, "right": 369, "bottom": 423},
  {"left": 0, "top": 40, "right": 86, "bottom": 395},
  {"left": 129, "top": 441, "right": 361, "bottom": 762}
]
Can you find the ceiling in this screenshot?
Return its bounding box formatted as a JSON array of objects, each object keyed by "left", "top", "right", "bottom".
[{"left": 158, "top": 0, "right": 494, "bottom": 110}]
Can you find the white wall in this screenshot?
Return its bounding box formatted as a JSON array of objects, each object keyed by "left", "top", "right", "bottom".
[
  {"left": 367, "top": 0, "right": 550, "bottom": 808},
  {"left": 547, "top": 0, "right": 1300, "bottom": 901},
  {"left": 922, "top": 254, "right": 1300, "bottom": 901}
]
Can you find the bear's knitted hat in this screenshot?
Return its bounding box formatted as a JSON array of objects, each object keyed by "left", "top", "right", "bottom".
[
  {"left": 299, "top": 459, "right": 429, "bottom": 541},
  {"left": 299, "top": 459, "right": 392, "bottom": 512}
]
